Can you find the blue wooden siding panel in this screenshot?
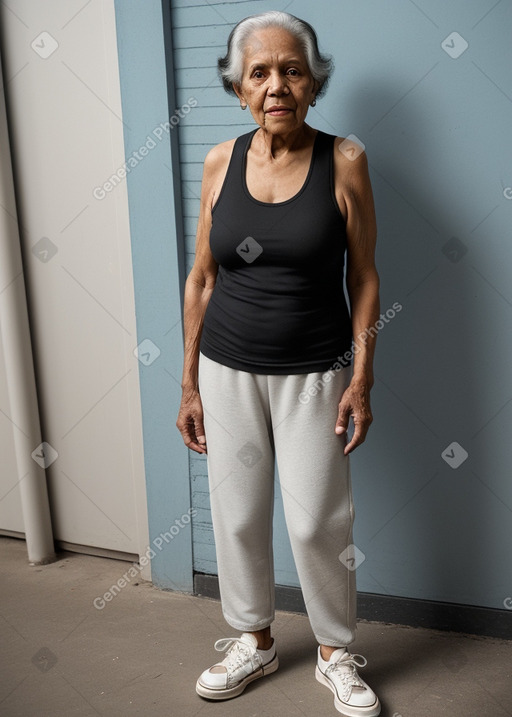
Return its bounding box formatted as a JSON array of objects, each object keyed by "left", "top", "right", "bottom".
[{"left": 170, "top": 0, "right": 270, "bottom": 579}]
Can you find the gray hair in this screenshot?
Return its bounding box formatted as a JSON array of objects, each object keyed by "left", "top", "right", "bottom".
[{"left": 218, "top": 11, "right": 333, "bottom": 99}]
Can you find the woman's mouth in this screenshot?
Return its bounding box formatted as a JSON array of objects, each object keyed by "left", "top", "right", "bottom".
[{"left": 266, "top": 108, "right": 292, "bottom": 116}]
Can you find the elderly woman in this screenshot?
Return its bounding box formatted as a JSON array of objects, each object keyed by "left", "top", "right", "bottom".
[{"left": 176, "top": 10, "right": 380, "bottom": 717}]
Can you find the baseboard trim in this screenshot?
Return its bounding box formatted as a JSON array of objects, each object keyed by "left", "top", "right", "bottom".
[
  {"left": 55, "top": 541, "right": 138, "bottom": 563},
  {"left": 0, "top": 529, "right": 25, "bottom": 540},
  {"left": 193, "top": 572, "right": 512, "bottom": 640}
]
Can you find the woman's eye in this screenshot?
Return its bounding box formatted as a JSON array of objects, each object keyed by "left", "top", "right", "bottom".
[{"left": 287, "top": 69, "right": 299, "bottom": 76}]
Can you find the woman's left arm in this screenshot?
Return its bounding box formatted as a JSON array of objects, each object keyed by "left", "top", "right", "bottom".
[{"left": 334, "top": 141, "right": 380, "bottom": 455}]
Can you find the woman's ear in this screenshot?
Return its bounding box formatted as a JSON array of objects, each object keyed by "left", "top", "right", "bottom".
[{"left": 232, "top": 83, "right": 247, "bottom": 109}]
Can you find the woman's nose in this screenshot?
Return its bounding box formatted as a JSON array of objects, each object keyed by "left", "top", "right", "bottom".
[{"left": 267, "top": 71, "right": 289, "bottom": 95}]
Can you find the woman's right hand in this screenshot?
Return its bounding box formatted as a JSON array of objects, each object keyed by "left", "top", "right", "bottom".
[{"left": 176, "top": 387, "right": 207, "bottom": 454}]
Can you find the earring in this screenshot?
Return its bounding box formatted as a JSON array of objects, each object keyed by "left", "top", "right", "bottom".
[
  {"left": 240, "top": 102, "right": 247, "bottom": 110},
  {"left": 311, "top": 98, "right": 316, "bottom": 107}
]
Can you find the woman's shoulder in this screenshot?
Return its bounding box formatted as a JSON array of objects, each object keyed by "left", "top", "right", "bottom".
[
  {"left": 204, "top": 137, "right": 236, "bottom": 166},
  {"left": 204, "top": 130, "right": 254, "bottom": 166},
  {"left": 201, "top": 139, "right": 237, "bottom": 193},
  {"left": 331, "top": 134, "right": 368, "bottom": 166},
  {"left": 202, "top": 136, "right": 245, "bottom": 209},
  {"left": 203, "top": 131, "right": 254, "bottom": 186},
  {"left": 331, "top": 134, "right": 369, "bottom": 192}
]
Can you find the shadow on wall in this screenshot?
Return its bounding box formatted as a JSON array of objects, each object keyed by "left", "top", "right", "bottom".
[{"left": 341, "top": 74, "right": 509, "bottom": 615}]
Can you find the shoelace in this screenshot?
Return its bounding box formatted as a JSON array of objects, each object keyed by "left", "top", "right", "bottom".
[
  {"left": 214, "top": 637, "right": 263, "bottom": 674},
  {"left": 325, "top": 653, "right": 367, "bottom": 700}
]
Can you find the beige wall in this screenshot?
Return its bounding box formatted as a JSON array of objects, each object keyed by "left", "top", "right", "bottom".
[{"left": 0, "top": 0, "right": 149, "bottom": 569}]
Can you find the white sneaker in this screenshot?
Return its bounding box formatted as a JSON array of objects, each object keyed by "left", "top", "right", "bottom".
[
  {"left": 316, "top": 647, "right": 381, "bottom": 716},
  {"left": 196, "top": 632, "right": 278, "bottom": 700}
]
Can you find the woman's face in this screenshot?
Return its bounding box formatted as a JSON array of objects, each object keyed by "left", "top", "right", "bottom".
[{"left": 234, "top": 26, "right": 318, "bottom": 135}]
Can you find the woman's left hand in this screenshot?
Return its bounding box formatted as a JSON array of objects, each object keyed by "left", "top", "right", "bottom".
[{"left": 335, "top": 379, "right": 373, "bottom": 455}]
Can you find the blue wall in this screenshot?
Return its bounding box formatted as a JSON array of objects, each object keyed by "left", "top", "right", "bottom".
[
  {"left": 114, "top": 0, "right": 192, "bottom": 591},
  {"left": 119, "top": 0, "right": 512, "bottom": 611}
]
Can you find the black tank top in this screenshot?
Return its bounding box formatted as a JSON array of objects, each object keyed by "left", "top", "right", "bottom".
[{"left": 199, "top": 127, "right": 353, "bottom": 374}]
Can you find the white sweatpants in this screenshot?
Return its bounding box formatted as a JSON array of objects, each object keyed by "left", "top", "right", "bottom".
[{"left": 198, "top": 351, "right": 357, "bottom": 647}]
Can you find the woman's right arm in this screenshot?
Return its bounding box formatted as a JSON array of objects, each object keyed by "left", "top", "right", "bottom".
[{"left": 176, "top": 144, "right": 228, "bottom": 454}]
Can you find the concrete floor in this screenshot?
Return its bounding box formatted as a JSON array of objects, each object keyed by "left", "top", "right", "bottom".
[{"left": 1, "top": 536, "right": 511, "bottom": 717}]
